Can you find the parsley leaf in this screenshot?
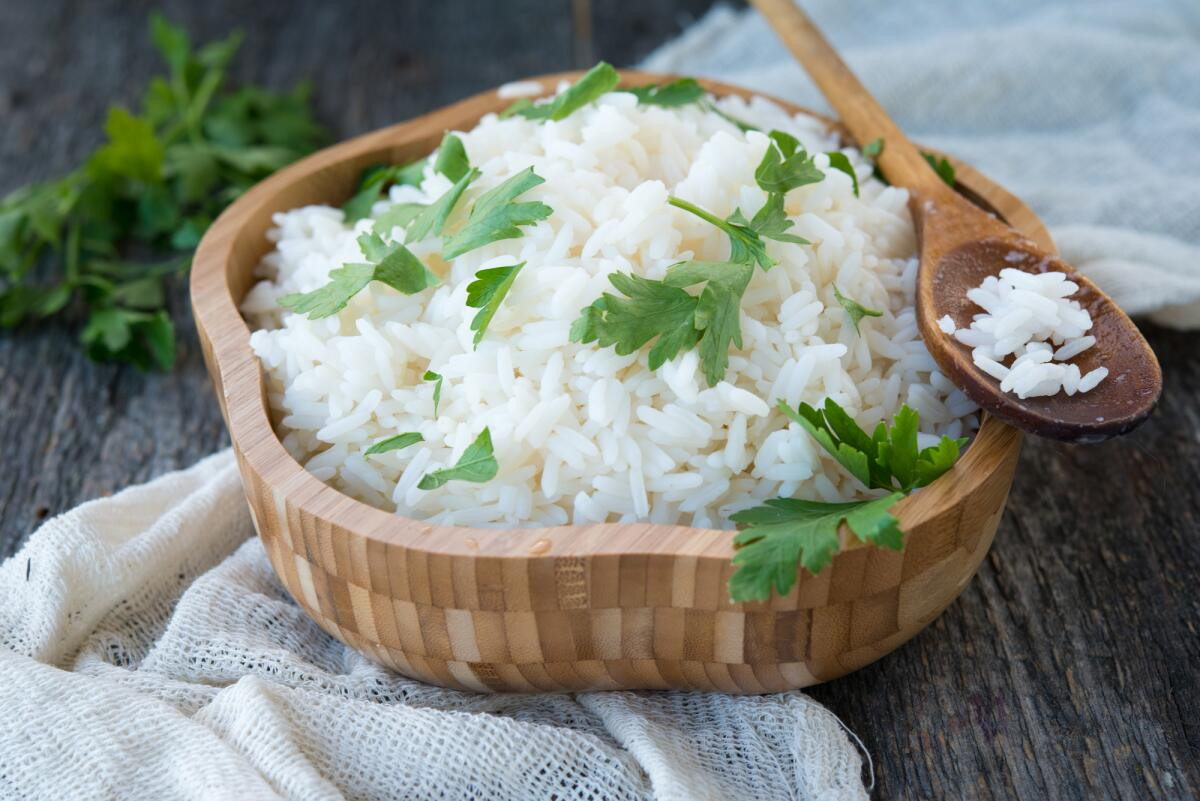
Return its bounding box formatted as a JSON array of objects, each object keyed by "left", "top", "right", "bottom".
[
  {"left": 628, "top": 78, "right": 705, "bottom": 107},
  {"left": 424, "top": 369, "right": 443, "bottom": 416},
  {"left": 279, "top": 232, "right": 436, "bottom": 318},
  {"left": 862, "top": 137, "right": 884, "bottom": 159},
  {"left": 732, "top": 193, "right": 809, "bottom": 246},
  {"left": 342, "top": 160, "right": 426, "bottom": 223},
  {"left": 664, "top": 260, "right": 754, "bottom": 386},
  {"left": 465, "top": 261, "right": 524, "bottom": 347},
  {"left": 727, "top": 399, "right": 969, "bottom": 601},
  {"left": 365, "top": 432, "right": 423, "bottom": 456},
  {"left": 668, "top": 196, "right": 776, "bottom": 271},
  {"left": 370, "top": 133, "right": 476, "bottom": 241},
  {"left": 417, "top": 427, "right": 499, "bottom": 489},
  {"left": 779, "top": 398, "right": 967, "bottom": 493},
  {"left": 825, "top": 151, "right": 860, "bottom": 197},
  {"left": 372, "top": 202, "right": 426, "bottom": 235},
  {"left": 729, "top": 493, "right": 905, "bottom": 600},
  {"left": 432, "top": 133, "right": 470, "bottom": 182},
  {"left": 505, "top": 62, "right": 619, "bottom": 122},
  {"left": 571, "top": 260, "right": 755, "bottom": 387},
  {"left": 755, "top": 130, "right": 825, "bottom": 195},
  {"left": 570, "top": 272, "right": 700, "bottom": 370},
  {"left": 832, "top": 284, "right": 882, "bottom": 334},
  {"left": 404, "top": 167, "right": 479, "bottom": 244},
  {"left": 921, "top": 151, "right": 956, "bottom": 187},
  {"left": 441, "top": 167, "right": 552, "bottom": 259}
]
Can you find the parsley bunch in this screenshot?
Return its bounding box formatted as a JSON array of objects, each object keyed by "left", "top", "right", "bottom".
[
  {"left": 728, "top": 400, "right": 968, "bottom": 602},
  {"left": 0, "top": 13, "right": 326, "bottom": 369}
]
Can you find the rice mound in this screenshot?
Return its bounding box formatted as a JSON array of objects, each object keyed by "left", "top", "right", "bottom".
[{"left": 242, "top": 88, "right": 980, "bottom": 529}]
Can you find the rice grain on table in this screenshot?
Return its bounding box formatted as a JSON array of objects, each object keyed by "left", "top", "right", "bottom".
[{"left": 243, "top": 88, "right": 981, "bottom": 529}]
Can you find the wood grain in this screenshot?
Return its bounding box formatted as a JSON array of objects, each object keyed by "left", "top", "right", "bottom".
[
  {"left": 191, "top": 70, "right": 1029, "bottom": 694},
  {"left": 2, "top": 3, "right": 1197, "bottom": 798}
]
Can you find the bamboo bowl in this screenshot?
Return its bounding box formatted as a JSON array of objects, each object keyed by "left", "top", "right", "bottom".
[{"left": 192, "top": 71, "right": 1030, "bottom": 693}]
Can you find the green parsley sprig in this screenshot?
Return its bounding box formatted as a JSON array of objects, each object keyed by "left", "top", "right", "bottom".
[
  {"left": 502, "top": 62, "right": 620, "bottom": 122},
  {"left": 922, "top": 152, "right": 956, "bottom": 187},
  {"left": 365, "top": 432, "right": 423, "bottom": 456},
  {"left": 0, "top": 13, "right": 326, "bottom": 369},
  {"left": 278, "top": 233, "right": 437, "bottom": 318},
  {"left": 832, "top": 284, "right": 883, "bottom": 335},
  {"left": 290, "top": 142, "right": 549, "bottom": 326},
  {"left": 465, "top": 262, "right": 524, "bottom": 347},
  {"left": 728, "top": 399, "right": 967, "bottom": 601},
  {"left": 418, "top": 427, "right": 499, "bottom": 489},
  {"left": 571, "top": 128, "right": 823, "bottom": 387}
]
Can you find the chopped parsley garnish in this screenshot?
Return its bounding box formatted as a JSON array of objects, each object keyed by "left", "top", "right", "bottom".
[
  {"left": 568, "top": 259, "right": 755, "bottom": 388},
  {"left": 404, "top": 167, "right": 479, "bottom": 244},
  {"left": 364, "top": 432, "right": 423, "bottom": 456},
  {"left": 432, "top": 133, "right": 471, "bottom": 182},
  {"left": 783, "top": 399, "right": 966, "bottom": 493},
  {"left": 922, "top": 151, "right": 956, "bottom": 187},
  {"left": 570, "top": 272, "right": 702, "bottom": 373},
  {"left": 503, "top": 62, "right": 620, "bottom": 122},
  {"left": 441, "top": 167, "right": 552, "bottom": 259},
  {"left": 728, "top": 193, "right": 810, "bottom": 248},
  {"left": 727, "top": 400, "right": 967, "bottom": 601},
  {"left": 832, "top": 284, "right": 882, "bottom": 334},
  {"left": 465, "top": 262, "right": 524, "bottom": 347},
  {"left": 0, "top": 12, "right": 325, "bottom": 368},
  {"left": 669, "top": 196, "right": 780, "bottom": 272},
  {"left": 366, "top": 133, "right": 473, "bottom": 237},
  {"left": 627, "top": 78, "right": 705, "bottom": 107},
  {"left": 755, "top": 131, "right": 825, "bottom": 194},
  {"left": 729, "top": 494, "right": 905, "bottom": 600},
  {"left": 862, "top": 137, "right": 886, "bottom": 183},
  {"left": 418, "top": 427, "right": 499, "bottom": 489},
  {"left": 424, "top": 369, "right": 443, "bottom": 416},
  {"left": 572, "top": 128, "right": 822, "bottom": 386},
  {"left": 343, "top": 160, "right": 426, "bottom": 222},
  {"left": 824, "top": 151, "right": 860, "bottom": 197},
  {"left": 372, "top": 202, "right": 426, "bottom": 235},
  {"left": 279, "top": 232, "right": 436, "bottom": 318},
  {"left": 666, "top": 260, "right": 754, "bottom": 386}
]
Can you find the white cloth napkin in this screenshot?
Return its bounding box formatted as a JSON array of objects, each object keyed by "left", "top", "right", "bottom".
[
  {"left": 645, "top": 0, "right": 1200, "bottom": 329},
  {"left": 0, "top": 452, "right": 868, "bottom": 800},
  {"left": 3, "top": 2, "right": 1197, "bottom": 798}
]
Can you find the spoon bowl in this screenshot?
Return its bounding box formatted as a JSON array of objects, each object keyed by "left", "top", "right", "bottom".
[{"left": 921, "top": 223, "right": 1162, "bottom": 441}]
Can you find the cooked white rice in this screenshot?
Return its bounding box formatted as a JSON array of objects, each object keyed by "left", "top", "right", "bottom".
[
  {"left": 945, "top": 268, "right": 1107, "bottom": 399},
  {"left": 242, "top": 87, "right": 981, "bottom": 529}
]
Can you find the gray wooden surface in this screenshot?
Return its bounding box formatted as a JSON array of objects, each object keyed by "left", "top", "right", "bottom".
[{"left": 1, "top": 2, "right": 1196, "bottom": 799}]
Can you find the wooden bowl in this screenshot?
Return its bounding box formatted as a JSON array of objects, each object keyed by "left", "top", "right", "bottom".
[{"left": 192, "top": 71, "right": 1031, "bottom": 693}]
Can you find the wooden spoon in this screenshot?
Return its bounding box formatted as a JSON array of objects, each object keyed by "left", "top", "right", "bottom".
[{"left": 751, "top": 0, "right": 1161, "bottom": 442}]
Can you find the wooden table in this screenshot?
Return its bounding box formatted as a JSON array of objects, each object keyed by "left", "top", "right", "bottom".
[{"left": 1, "top": 2, "right": 1196, "bottom": 798}]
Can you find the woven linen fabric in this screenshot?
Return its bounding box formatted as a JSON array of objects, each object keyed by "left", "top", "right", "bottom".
[
  {"left": 644, "top": 0, "right": 1200, "bottom": 329},
  {"left": 0, "top": 452, "right": 870, "bottom": 801}
]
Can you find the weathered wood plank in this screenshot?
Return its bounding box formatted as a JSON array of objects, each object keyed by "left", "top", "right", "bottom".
[{"left": 0, "top": 2, "right": 1195, "bottom": 799}]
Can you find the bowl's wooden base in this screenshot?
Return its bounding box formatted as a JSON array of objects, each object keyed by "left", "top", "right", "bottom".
[{"left": 242, "top": 431, "right": 1016, "bottom": 693}]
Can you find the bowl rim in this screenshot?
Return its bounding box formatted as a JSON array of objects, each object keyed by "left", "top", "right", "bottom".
[{"left": 192, "top": 69, "right": 1032, "bottom": 567}]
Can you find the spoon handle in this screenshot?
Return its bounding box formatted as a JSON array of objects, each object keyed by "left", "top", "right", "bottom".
[{"left": 750, "top": 0, "right": 946, "bottom": 194}]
